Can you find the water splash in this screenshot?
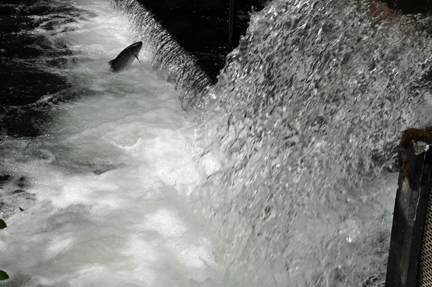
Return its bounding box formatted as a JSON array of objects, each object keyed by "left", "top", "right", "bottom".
[
  {"left": 0, "top": 0, "right": 219, "bottom": 286},
  {"left": 194, "top": 0, "right": 432, "bottom": 285}
]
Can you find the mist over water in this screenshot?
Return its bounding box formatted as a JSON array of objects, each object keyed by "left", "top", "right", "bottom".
[{"left": 2, "top": 0, "right": 432, "bottom": 286}]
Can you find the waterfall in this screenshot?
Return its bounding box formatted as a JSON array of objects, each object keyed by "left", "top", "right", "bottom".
[
  {"left": 192, "top": 0, "right": 432, "bottom": 285},
  {"left": 112, "top": 0, "right": 212, "bottom": 110},
  {"left": 1, "top": 0, "right": 432, "bottom": 286}
]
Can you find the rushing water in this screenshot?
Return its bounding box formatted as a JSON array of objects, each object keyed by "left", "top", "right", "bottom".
[
  {"left": 0, "top": 0, "right": 217, "bottom": 286},
  {"left": 2, "top": 0, "right": 432, "bottom": 286},
  {"left": 193, "top": 1, "right": 432, "bottom": 285}
]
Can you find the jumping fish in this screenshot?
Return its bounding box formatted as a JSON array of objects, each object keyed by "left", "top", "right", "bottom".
[{"left": 109, "top": 41, "right": 143, "bottom": 72}]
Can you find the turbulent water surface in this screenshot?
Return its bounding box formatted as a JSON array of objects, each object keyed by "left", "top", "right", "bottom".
[
  {"left": 1, "top": 0, "right": 432, "bottom": 286},
  {"left": 1, "top": 0, "right": 216, "bottom": 286}
]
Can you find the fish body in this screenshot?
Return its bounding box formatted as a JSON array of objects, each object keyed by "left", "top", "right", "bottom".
[{"left": 109, "top": 41, "right": 143, "bottom": 72}]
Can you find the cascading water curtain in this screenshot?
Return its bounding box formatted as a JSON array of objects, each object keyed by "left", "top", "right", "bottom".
[
  {"left": 113, "top": 0, "right": 213, "bottom": 110},
  {"left": 193, "top": 0, "right": 432, "bottom": 286}
]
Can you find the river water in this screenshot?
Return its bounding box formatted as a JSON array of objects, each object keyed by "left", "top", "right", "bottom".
[{"left": 1, "top": 0, "right": 432, "bottom": 286}]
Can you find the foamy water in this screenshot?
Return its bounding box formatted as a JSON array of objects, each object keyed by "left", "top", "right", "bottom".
[{"left": 0, "top": 0, "right": 220, "bottom": 286}]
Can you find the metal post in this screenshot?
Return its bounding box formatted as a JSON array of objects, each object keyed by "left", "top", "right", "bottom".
[{"left": 386, "top": 128, "right": 432, "bottom": 286}]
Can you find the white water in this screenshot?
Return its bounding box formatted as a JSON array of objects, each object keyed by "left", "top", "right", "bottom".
[
  {"left": 0, "top": 0, "right": 219, "bottom": 286},
  {"left": 191, "top": 0, "right": 432, "bottom": 286},
  {"left": 2, "top": 0, "right": 432, "bottom": 286}
]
